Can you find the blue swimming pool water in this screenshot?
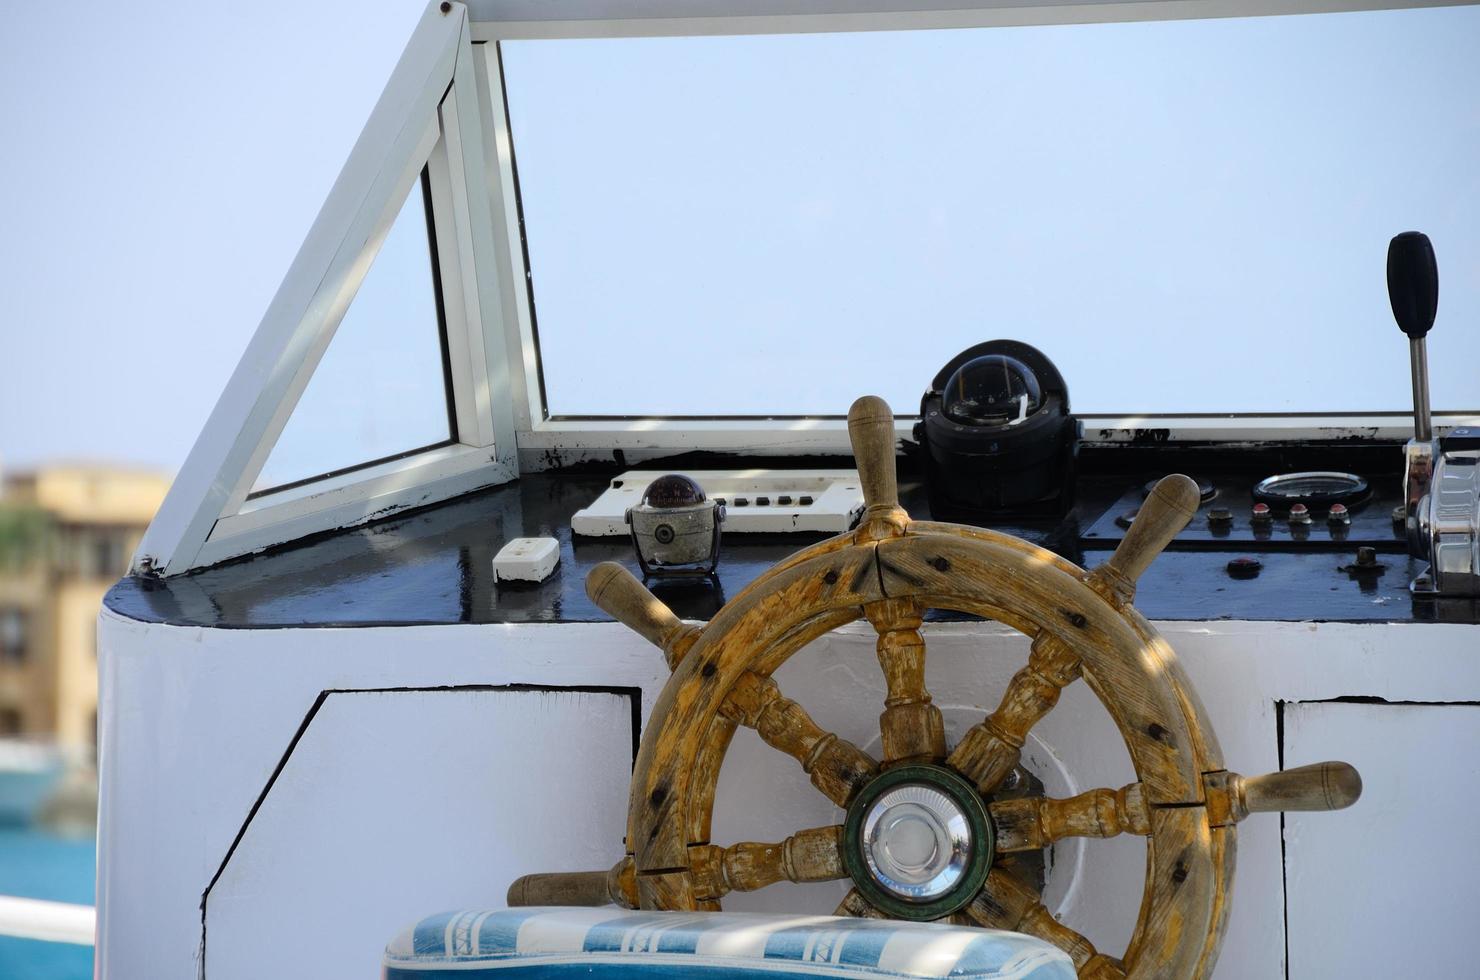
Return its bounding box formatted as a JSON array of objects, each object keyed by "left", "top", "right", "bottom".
[{"left": 0, "top": 827, "right": 95, "bottom": 980}]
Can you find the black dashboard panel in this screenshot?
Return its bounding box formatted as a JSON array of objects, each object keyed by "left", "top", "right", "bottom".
[
  {"left": 105, "top": 458, "right": 1480, "bottom": 629},
  {"left": 1081, "top": 475, "right": 1402, "bottom": 550}
]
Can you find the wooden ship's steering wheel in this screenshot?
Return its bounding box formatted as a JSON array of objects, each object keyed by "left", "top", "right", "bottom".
[{"left": 509, "top": 396, "right": 1361, "bottom": 979}]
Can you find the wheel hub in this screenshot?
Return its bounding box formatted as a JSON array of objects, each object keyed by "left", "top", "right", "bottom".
[{"left": 842, "top": 764, "right": 994, "bottom": 919}]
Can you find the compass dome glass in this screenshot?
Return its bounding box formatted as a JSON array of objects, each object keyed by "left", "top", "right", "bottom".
[
  {"left": 641, "top": 474, "right": 706, "bottom": 508},
  {"left": 941, "top": 355, "right": 1042, "bottom": 426}
]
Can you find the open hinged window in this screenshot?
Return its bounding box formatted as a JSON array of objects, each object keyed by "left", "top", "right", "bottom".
[{"left": 136, "top": 1, "right": 516, "bottom": 575}]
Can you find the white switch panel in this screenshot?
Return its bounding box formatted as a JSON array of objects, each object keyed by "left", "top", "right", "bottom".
[{"left": 572, "top": 470, "right": 865, "bottom": 537}]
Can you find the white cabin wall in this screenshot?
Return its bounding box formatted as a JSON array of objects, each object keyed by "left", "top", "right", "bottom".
[
  {"left": 204, "top": 689, "right": 634, "bottom": 980},
  {"left": 96, "top": 608, "right": 1480, "bottom": 978},
  {"left": 1284, "top": 701, "right": 1480, "bottom": 977}
]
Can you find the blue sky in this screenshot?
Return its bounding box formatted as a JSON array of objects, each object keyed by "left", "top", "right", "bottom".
[
  {"left": 1, "top": 2, "right": 1476, "bottom": 475},
  {"left": 504, "top": 7, "right": 1479, "bottom": 417},
  {"left": 0, "top": 1, "right": 424, "bottom": 472}
]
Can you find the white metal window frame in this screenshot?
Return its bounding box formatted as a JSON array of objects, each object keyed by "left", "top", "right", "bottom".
[
  {"left": 470, "top": 0, "right": 1480, "bottom": 465},
  {"left": 135, "top": 2, "right": 517, "bottom": 576}
]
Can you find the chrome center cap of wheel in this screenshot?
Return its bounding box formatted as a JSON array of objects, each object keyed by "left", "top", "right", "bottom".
[
  {"left": 842, "top": 764, "right": 995, "bottom": 920},
  {"left": 861, "top": 784, "right": 972, "bottom": 900}
]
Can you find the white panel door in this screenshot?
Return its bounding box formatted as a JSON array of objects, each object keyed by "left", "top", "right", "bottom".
[
  {"left": 203, "top": 688, "right": 633, "bottom": 980},
  {"left": 1284, "top": 701, "right": 1480, "bottom": 978}
]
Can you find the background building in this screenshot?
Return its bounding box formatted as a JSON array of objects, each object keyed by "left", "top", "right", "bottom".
[{"left": 0, "top": 465, "right": 168, "bottom": 758}]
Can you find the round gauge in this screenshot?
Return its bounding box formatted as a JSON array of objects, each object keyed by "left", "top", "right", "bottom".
[
  {"left": 941, "top": 355, "right": 1042, "bottom": 427},
  {"left": 1252, "top": 471, "right": 1369, "bottom": 510}
]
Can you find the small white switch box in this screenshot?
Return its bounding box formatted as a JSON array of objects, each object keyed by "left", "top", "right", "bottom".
[{"left": 493, "top": 537, "right": 561, "bottom": 584}]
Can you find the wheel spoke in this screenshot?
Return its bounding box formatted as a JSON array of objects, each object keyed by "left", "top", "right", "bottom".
[
  {"left": 1203, "top": 762, "right": 1361, "bottom": 826},
  {"left": 847, "top": 395, "right": 911, "bottom": 539},
  {"left": 507, "top": 857, "right": 637, "bottom": 908},
  {"left": 834, "top": 888, "right": 889, "bottom": 919},
  {"left": 1088, "top": 474, "right": 1202, "bottom": 607},
  {"left": 722, "top": 671, "right": 879, "bottom": 808},
  {"left": 947, "top": 633, "right": 1081, "bottom": 793},
  {"left": 864, "top": 598, "right": 946, "bottom": 764},
  {"left": 966, "top": 868, "right": 1126, "bottom": 978},
  {"left": 989, "top": 783, "right": 1150, "bottom": 852},
  {"left": 586, "top": 561, "right": 702, "bottom": 669},
  {"left": 689, "top": 825, "right": 845, "bottom": 900}
]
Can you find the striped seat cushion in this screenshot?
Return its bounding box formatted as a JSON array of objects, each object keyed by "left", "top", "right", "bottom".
[{"left": 384, "top": 907, "right": 1075, "bottom": 979}]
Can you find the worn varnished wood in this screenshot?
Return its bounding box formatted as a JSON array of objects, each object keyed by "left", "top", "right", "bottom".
[
  {"left": 835, "top": 888, "right": 889, "bottom": 919},
  {"left": 847, "top": 395, "right": 910, "bottom": 539},
  {"left": 636, "top": 869, "right": 717, "bottom": 913},
  {"left": 967, "top": 867, "right": 1126, "bottom": 979},
  {"left": 1094, "top": 475, "right": 1202, "bottom": 604},
  {"left": 689, "top": 825, "right": 845, "bottom": 900},
  {"left": 863, "top": 597, "right": 946, "bottom": 765},
  {"left": 1119, "top": 805, "right": 1219, "bottom": 980},
  {"left": 587, "top": 561, "right": 701, "bottom": 669},
  {"left": 875, "top": 531, "right": 1204, "bottom": 807},
  {"left": 618, "top": 403, "right": 1222, "bottom": 971},
  {"left": 948, "top": 633, "right": 1081, "bottom": 793},
  {"left": 548, "top": 397, "right": 1363, "bottom": 980},
  {"left": 721, "top": 668, "right": 878, "bottom": 808},
  {"left": 991, "top": 782, "right": 1151, "bottom": 852},
  {"left": 1238, "top": 761, "right": 1362, "bottom": 813},
  {"left": 946, "top": 475, "right": 1200, "bottom": 794},
  {"left": 626, "top": 542, "right": 884, "bottom": 887},
  {"left": 688, "top": 608, "right": 859, "bottom": 844},
  {"left": 506, "top": 869, "right": 608, "bottom": 907},
  {"left": 1204, "top": 762, "right": 1362, "bottom": 827},
  {"left": 1194, "top": 825, "right": 1237, "bottom": 980},
  {"left": 1119, "top": 604, "right": 1226, "bottom": 782},
  {"left": 506, "top": 857, "right": 638, "bottom": 909}
]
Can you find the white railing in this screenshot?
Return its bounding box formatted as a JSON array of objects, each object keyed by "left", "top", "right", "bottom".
[{"left": 0, "top": 895, "right": 95, "bottom": 946}]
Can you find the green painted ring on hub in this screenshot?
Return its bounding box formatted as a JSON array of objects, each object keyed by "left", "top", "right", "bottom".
[{"left": 841, "top": 763, "right": 995, "bottom": 920}]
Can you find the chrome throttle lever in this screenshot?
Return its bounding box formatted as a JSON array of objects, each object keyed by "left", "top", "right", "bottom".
[{"left": 1387, "top": 231, "right": 1480, "bottom": 595}]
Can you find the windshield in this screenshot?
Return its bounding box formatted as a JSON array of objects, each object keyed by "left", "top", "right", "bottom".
[{"left": 500, "top": 5, "right": 1480, "bottom": 418}]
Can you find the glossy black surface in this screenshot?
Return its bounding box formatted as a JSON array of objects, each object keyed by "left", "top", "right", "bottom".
[
  {"left": 105, "top": 466, "right": 1480, "bottom": 628},
  {"left": 1082, "top": 476, "right": 1404, "bottom": 549}
]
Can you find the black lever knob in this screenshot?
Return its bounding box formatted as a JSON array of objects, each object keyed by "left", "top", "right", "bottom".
[{"left": 1387, "top": 231, "right": 1439, "bottom": 339}]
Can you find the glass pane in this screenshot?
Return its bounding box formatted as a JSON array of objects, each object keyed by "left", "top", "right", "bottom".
[
  {"left": 253, "top": 172, "right": 453, "bottom": 493},
  {"left": 502, "top": 7, "right": 1480, "bottom": 417}
]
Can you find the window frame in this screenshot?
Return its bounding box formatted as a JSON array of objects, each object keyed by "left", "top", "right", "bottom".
[
  {"left": 471, "top": 0, "right": 1480, "bottom": 465},
  {"left": 243, "top": 166, "right": 462, "bottom": 501},
  {"left": 136, "top": 2, "right": 518, "bottom": 576}
]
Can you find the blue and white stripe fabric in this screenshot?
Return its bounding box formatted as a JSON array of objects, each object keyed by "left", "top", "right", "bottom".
[{"left": 383, "top": 907, "right": 1075, "bottom": 979}]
